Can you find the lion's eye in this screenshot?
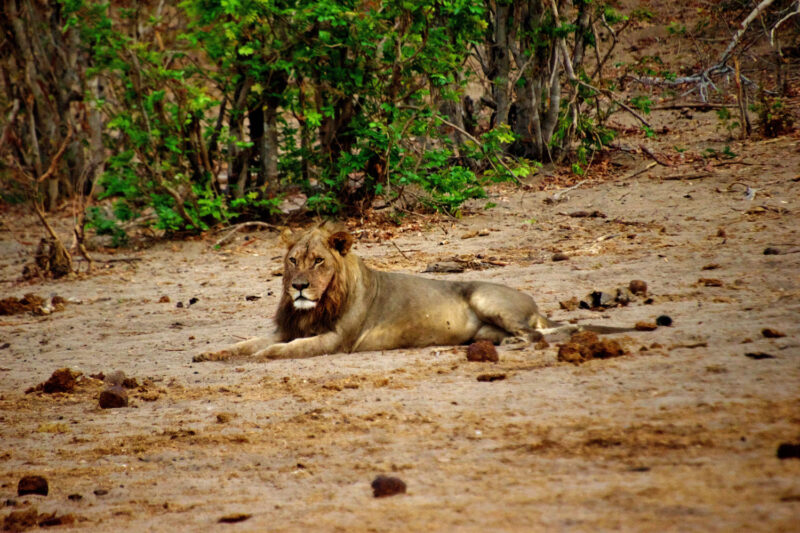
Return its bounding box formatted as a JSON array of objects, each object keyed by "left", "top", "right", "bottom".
[
  {"left": 288, "top": 257, "right": 297, "bottom": 265},
  {"left": 314, "top": 257, "right": 324, "bottom": 265}
]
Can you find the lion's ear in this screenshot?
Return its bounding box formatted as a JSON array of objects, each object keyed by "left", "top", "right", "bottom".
[
  {"left": 280, "top": 228, "right": 297, "bottom": 248},
  {"left": 328, "top": 231, "right": 354, "bottom": 256}
]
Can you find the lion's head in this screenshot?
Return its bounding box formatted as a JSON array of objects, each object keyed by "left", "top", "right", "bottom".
[{"left": 275, "top": 222, "right": 355, "bottom": 340}]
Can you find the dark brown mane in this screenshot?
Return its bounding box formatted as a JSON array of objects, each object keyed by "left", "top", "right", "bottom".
[{"left": 275, "top": 259, "right": 350, "bottom": 342}]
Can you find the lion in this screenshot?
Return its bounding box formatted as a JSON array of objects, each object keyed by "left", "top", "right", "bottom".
[{"left": 193, "top": 222, "right": 631, "bottom": 362}]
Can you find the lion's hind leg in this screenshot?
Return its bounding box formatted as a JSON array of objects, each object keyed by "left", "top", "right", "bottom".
[{"left": 467, "top": 284, "right": 541, "bottom": 344}]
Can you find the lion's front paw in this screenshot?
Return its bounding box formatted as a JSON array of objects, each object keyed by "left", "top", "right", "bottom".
[
  {"left": 253, "top": 343, "right": 287, "bottom": 361},
  {"left": 192, "top": 349, "right": 234, "bottom": 363}
]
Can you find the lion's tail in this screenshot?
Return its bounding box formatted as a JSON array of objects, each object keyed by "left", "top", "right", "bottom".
[{"left": 531, "top": 313, "right": 635, "bottom": 335}]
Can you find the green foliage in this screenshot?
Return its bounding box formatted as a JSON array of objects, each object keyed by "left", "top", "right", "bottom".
[
  {"left": 85, "top": 207, "right": 128, "bottom": 247},
  {"left": 56, "top": 0, "right": 639, "bottom": 242}
]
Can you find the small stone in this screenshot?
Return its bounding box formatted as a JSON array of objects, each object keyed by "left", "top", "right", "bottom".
[
  {"left": 67, "top": 494, "right": 83, "bottom": 501},
  {"left": 763, "top": 247, "right": 780, "bottom": 255},
  {"left": 628, "top": 280, "right": 647, "bottom": 296},
  {"left": 466, "top": 340, "right": 498, "bottom": 362},
  {"left": 158, "top": 295, "right": 170, "bottom": 303},
  {"left": 761, "top": 328, "right": 786, "bottom": 338},
  {"left": 93, "top": 489, "right": 109, "bottom": 496},
  {"left": 698, "top": 278, "right": 723, "bottom": 287},
  {"left": 188, "top": 297, "right": 199, "bottom": 306},
  {"left": 98, "top": 386, "right": 128, "bottom": 409},
  {"left": 655, "top": 315, "right": 673, "bottom": 327},
  {"left": 176, "top": 302, "right": 184, "bottom": 308},
  {"left": 371, "top": 475, "right": 406, "bottom": 497},
  {"left": 104, "top": 370, "right": 126, "bottom": 387},
  {"left": 777, "top": 443, "right": 800, "bottom": 459},
  {"left": 551, "top": 252, "right": 569, "bottom": 262},
  {"left": 245, "top": 295, "right": 261, "bottom": 301},
  {"left": 634, "top": 321, "right": 658, "bottom": 331},
  {"left": 18, "top": 476, "right": 48, "bottom": 497},
  {"left": 589, "top": 291, "right": 615, "bottom": 308}
]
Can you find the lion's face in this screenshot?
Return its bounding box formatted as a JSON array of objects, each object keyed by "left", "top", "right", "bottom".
[{"left": 282, "top": 226, "right": 354, "bottom": 311}]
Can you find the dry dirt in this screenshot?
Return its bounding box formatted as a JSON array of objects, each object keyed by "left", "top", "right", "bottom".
[{"left": 2, "top": 8, "right": 800, "bottom": 533}]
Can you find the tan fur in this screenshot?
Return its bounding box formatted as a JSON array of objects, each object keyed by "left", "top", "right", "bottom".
[{"left": 194, "top": 223, "right": 630, "bottom": 362}]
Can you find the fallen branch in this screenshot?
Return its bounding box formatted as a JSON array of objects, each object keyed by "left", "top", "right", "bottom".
[
  {"left": 640, "top": 145, "right": 672, "bottom": 167},
  {"left": 621, "top": 161, "right": 657, "bottom": 181},
  {"left": 660, "top": 172, "right": 713, "bottom": 181},
  {"left": 213, "top": 221, "right": 279, "bottom": 248}
]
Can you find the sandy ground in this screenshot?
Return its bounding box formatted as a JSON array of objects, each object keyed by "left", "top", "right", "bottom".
[{"left": 2, "top": 6, "right": 800, "bottom": 532}]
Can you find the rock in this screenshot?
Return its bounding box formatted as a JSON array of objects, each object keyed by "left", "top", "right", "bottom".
[
  {"left": 67, "top": 494, "right": 83, "bottom": 501},
  {"left": 761, "top": 328, "right": 786, "bottom": 338},
  {"left": 104, "top": 370, "right": 126, "bottom": 387},
  {"left": 158, "top": 295, "right": 171, "bottom": 303},
  {"left": 371, "top": 475, "right": 406, "bottom": 497},
  {"left": 698, "top": 278, "right": 723, "bottom": 287},
  {"left": 98, "top": 386, "right": 128, "bottom": 409},
  {"left": 477, "top": 373, "right": 507, "bottom": 382},
  {"left": 777, "top": 442, "right": 800, "bottom": 459},
  {"left": 18, "top": 475, "right": 48, "bottom": 496},
  {"left": 551, "top": 252, "right": 569, "bottom": 262},
  {"left": 655, "top": 315, "right": 673, "bottom": 327},
  {"left": 763, "top": 247, "right": 781, "bottom": 255},
  {"left": 586, "top": 291, "right": 616, "bottom": 308},
  {"left": 245, "top": 295, "right": 261, "bottom": 301},
  {"left": 93, "top": 489, "right": 109, "bottom": 496},
  {"left": 628, "top": 280, "right": 648, "bottom": 296},
  {"left": 634, "top": 321, "right": 658, "bottom": 331},
  {"left": 188, "top": 297, "right": 199, "bottom": 306},
  {"left": 41, "top": 368, "right": 80, "bottom": 394},
  {"left": 466, "top": 341, "right": 498, "bottom": 362}
]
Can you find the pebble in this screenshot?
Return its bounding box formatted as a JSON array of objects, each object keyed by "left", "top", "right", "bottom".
[
  {"left": 655, "top": 315, "right": 673, "bottom": 327},
  {"left": 98, "top": 386, "right": 128, "bottom": 409},
  {"left": 777, "top": 443, "right": 800, "bottom": 459},
  {"left": 763, "top": 247, "right": 780, "bottom": 255},
  {"left": 18, "top": 475, "right": 48, "bottom": 497},
  {"left": 371, "top": 475, "right": 406, "bottom": 498},
  {"left": 628, "top": 280, "right": 648, "bottom": 296},
  {"left": 551, "top": 252, "right": 569, "bottom": 262}
]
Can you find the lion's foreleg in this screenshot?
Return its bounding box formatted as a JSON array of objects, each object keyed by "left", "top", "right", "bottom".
[
  {"left": 193, "top": 333, "right": 280, "bottom": 362},
  {"left": 253, "top": 332, "right": 343, "bottom": 360}
]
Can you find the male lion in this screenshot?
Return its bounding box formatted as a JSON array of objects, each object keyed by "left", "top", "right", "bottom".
[{"left": 194, "top": 222, "right": 629, "bottom": 362}]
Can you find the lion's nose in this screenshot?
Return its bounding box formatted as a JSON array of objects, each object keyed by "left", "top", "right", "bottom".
[{"left": 292, "top": 279, "right": 309, "bottom": 291}]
